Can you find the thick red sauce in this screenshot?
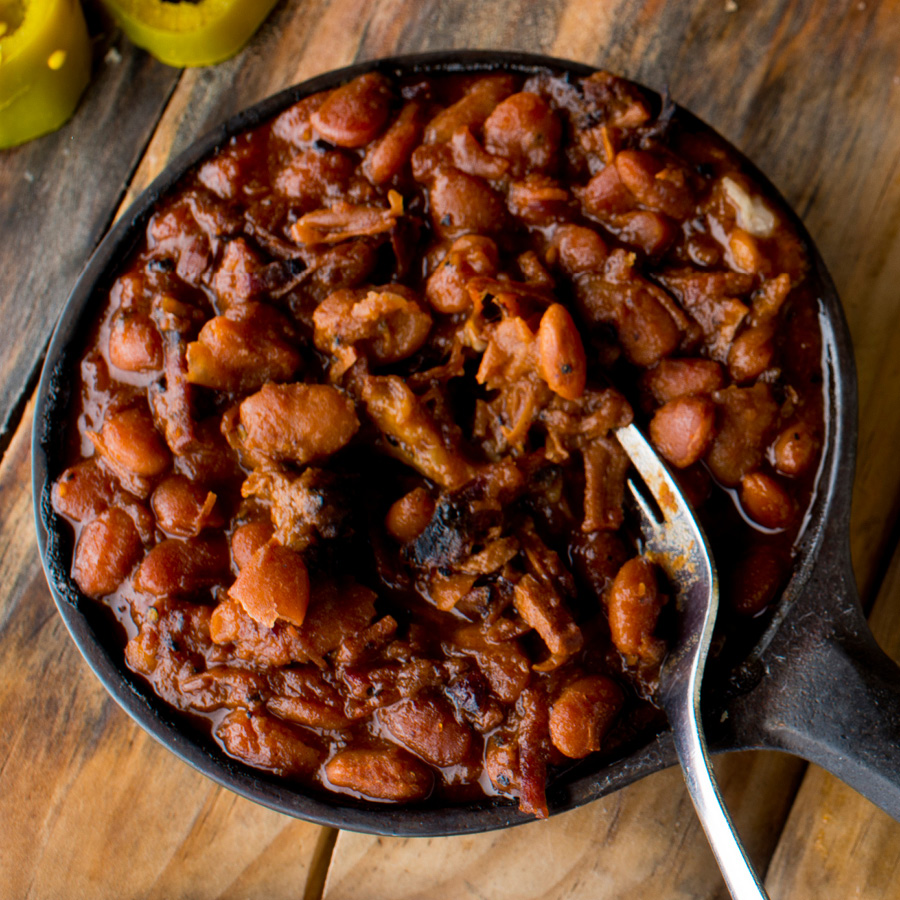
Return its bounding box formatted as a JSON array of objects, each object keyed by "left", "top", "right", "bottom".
[{"left": 52, "top": 68, "right": 823, "bottom": 817}]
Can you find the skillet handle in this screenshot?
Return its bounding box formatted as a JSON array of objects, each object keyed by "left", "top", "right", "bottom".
[{"left": 726, "top": 552, "right": 900, "bottom": 821}]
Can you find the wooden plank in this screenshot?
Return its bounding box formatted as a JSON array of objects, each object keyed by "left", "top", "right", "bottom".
[
  {"left": 763, "top": 541, "right": 900, "bottom": 899},
  {"left": 0, "top": 398, "right": 326, "bottom": 899},
  {"left": 323, "top": 753, "right": 804, "bottom": 900},
  {"left": 0, "top": 24, "right": 179, "bottom": 449}
]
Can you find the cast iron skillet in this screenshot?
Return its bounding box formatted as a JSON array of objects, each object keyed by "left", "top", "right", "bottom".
[{"left": 32, "top": 50, "right": 900, "bottom": 836}]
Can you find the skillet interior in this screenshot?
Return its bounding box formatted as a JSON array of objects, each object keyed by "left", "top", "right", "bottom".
[{"left": 31, "top": 50, "right": 856, "bottom": 836}]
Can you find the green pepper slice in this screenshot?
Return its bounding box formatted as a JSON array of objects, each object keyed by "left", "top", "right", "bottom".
[
  {"left": 0, "top": 0, "right": 91, "bottom": 149},
  {"left": 100, "top": 0, "right": 279, "bottom": 68}
]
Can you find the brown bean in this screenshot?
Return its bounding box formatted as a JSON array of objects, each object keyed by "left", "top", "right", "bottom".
[
  {"left": 310, "top": 73, "right": 394, "bottom": 148},
  {"left": 549, "top": 224, "right": 608, "bottom": 275},
  {"left": 423, "top": 74, "right": 516, "bottom": 144},
  {"left": 549, "top": 676, "right": 624, "bottom": 758},
  {"left": 52, "top": 459, "right": 115, "bottom": 522},
  {"left": 325, "top": 747, "right": 434, "bottom": 801},
  {"left": 773, "top": 421, "right": 818, "bottom": 477},
  {"left": 611, "top": 209, "right": 677, "bottom": 256},
  {"left": 380, "top": 695, "right": 472, "bottom": 767},
  {"left": 238, "top": 383, "right": 359, "bottom": 465},
  {"left": 428, "top": 168, "right": 507, "bottom": 238},
  {"left": 134, "top": 536, "right": 230, "bottom": 598},
  {"left": 363, "top": 101, "right": 424, "bottom": 184},
  {"left": 228, "top": 540, "right": 310, "bottom": 629},
  {"left": 581, "top": 163, "right": 635, "bottom": 218},
  {"left": 151, "top": 474, "right": 222, "bottom": 537},
  {"left": 616, "top": 287, "right": 681, "bottom": 368},
  {"left": 607, "top": 557, "right": 665, "bottom": 664},
  {"left": 273, "top": 147, "right": 355, "bottom": 201},
  {"left": 108, "top": 310, "right": 163, "bottom": 372},
  {"left": 483, "top": 92, "right": 561, "bottom": 177},
  {"left": 72, "top": 509, "right": 143, "bottom": 598},
  {"left": 649, "top": 396, "right": 717, "bottom": 468},
  {"left": 740, "top": 471, "right": 794, "bottom": 530},
  {"left": 537, "top": 303, "right": 587, "bottom": 401},
  {"left": 216, "top": 709, "right": 319, "bottom": 776},
  {"left": 728, "top": 321, "right": 775, "bottom": 383},
  {"left": 425, "top": 235, "right": 499, "bottom": 314},
  {"left": 230, "top": 520, "right": 275, "bottom": 570},
  {"left": 642, "top": 358, "right": 724, "bottom": 405},
  {"left": 95, "top": 405, "right": 171, "bottom": 478},
  {"left": 385, "top": 487, "right": 436, "bottom": 542},
  {"left": 268, "top": 668, "right": 350, "bottom": 730}
]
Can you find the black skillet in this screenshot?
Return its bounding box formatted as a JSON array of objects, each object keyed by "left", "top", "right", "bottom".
[{"left": 32, "top": 50, "right": 900, "bottom": 836}]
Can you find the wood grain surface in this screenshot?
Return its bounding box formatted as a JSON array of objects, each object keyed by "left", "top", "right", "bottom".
[{"left": 3, "top": 0, "right": 900, "bottom": 897}]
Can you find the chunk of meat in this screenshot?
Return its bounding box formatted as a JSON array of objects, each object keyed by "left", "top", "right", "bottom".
[
  {"left": 582, "top": 437, "right": 630, "bottom": 532},
  {"left": 267, "top": 668, "right": 351, "bottom": 729},
  {"left": 607, "top": 557, "right": 665, "bottom": 665},
  {"left": 325, "top": 747, "right": 433, "bottom": 801},
  {"left": 516, "top": 687, "right": 551, "bottom": 819},
  {"left": 549, "top": 676, "right": 624, "bottom": 758},
  {"left": 216, "top": 709, "right": 320, "bottom": 776},
  {"left": 649, "top": 396, "right": 717, "bottom": 468},
  {"left": 706, "top": 383, "right": 779, "bottom": 485},
  {"left": 234, "top": 382, "right": 359, "bottom": 466},
  {"left": 513, "top": 574, "right": 583, "bottom": 671},
  {"left": 356, "top": 374, "right": 477, "bottom": 490},
  {"left": 310, "top": 72, "right": 394, "bottom": 148},
  {"left": 72, "top": 509, "right": 143, "bottom": 598},
  {"left": 228, "top": 540, "right": 310, "bottom": 629},
  {"left": 445, "top": 626, "right": 531, "bottom": 705},
  {"left": 380, "top": 695, "right": 473, "bottom": 767}
]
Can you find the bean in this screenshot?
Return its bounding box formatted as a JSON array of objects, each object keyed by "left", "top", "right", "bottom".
[
  {"left": 228, "top": 540, "right": 310, "bottom": 629},
  {"left": 773, "top": 421, "right": 818, "bottom": 476},
  {"left": 72, "top": 509, "right": 143, "bottom": 598},
  {"left": 216, "top": 709, "right": 320, "bottom": 776},
  {"left": 230, "top": 520, "right": 275, "bottom": 570},
  {"left": 729, "top": 544, "right": 787, "bottom": 616},
  {"left": 482, "top": 91, "right": 561, "bottom": 177},
  {"left": 649, "top": 396, "right": 717, "bottom": 468},
  {"left": 448, "top": 626, "right": 531, "bottom": 704},
  {"left": 581, "top": 163, "right": 635, "bottom": 217},
  {"left": 151, "top": 474, "right": 222, "bottom": 537},
  {"left": 310, "top": 73, "right": 394, "bottom": 148},
  {"left": 612, "top": 209, "right": 677, "bottom": 256},
  {"left": 423, "top": 74, "right": 516, "bottom": 144},
  {"left": 52, "top": 459, "right": 115, "bottom": 522},
  {"left": 268, "top": 668, "right": 350, "bottom": 730},
  {"left": 537, "top": 304, "right": 587, "bottom": 401},
  {"left": 385, "top": 487, "right": 436, "bottom": 542},
  {"left": 549, "top": 224, "right": 608, "bottom": 275},
  {"left": 363, "top": 101, "right": 424, "bottom": 184},
  {"left": 728, "top": 321, "right": 775, "bottom": 383},
  {"left": 325, "top": 747, "right": 433, "bottom": 801},
  {"left": 428, "top": 168, "right": 507, "bottom": 238},
  {"left": 642, "top": 358, "right": 724, "bottom": 405},
  {"left": 706, "top": 384, "right": 779, "bottom": 486},
  {"left": 108, "top": 310, "right": 163, "bottom": 372},
  {"left": 380, "top": 694, "right": 472, "bottom": 767},
  {"left": 273, "top": 147, "right": 356, "bottom": 202},
  {"left": 549, "top": 676, "right": 624, "bottom": 759},
  {"left": 740, "top": 471, "right": 794, "bottom": 530},
  {"left": 425, "top": 235, "right": 499, "bottom": 313},
  {"left": 134, "top": 536, "right": 230, "bottom": 598},
  {"left": 238, "top": 383, "right": 359, "bottom": 465},
  {"left": 95, "top": 405, "right": 171, "bottom": 478},
  {"left": 607, "top": 557, "right": 665, "bottom": 664}
]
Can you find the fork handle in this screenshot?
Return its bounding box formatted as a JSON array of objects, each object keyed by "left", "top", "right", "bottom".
[{"left": 666, "top": 697, "right": 771, "bottom": 900}]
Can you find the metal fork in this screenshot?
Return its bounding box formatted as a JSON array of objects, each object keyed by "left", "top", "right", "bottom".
[{"left": 616, "top": 423, "right": 770, "bottom": 900}]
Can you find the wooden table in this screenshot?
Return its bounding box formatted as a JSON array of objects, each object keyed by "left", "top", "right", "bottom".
[{"left": 3, "top": 1, "right": 900, "bottom": 896}]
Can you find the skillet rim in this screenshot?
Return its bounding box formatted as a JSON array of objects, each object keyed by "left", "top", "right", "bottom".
[{"left": 31, "top": 49, "right": 855, "bottom": 837}]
